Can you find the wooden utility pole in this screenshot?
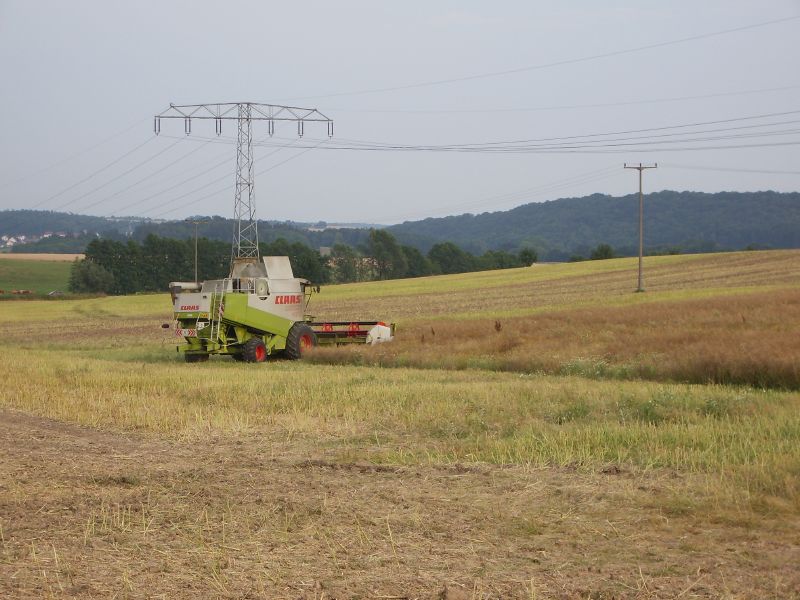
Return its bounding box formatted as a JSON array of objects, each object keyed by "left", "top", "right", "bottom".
[
  {"left": 624, "top": 163, "right": 657, "bottom": 292},
  {"left": 186, "top": 219, "right": 209, "bottom": 284}
]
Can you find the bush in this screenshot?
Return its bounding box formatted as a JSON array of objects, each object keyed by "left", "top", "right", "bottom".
[
  {"left": 590, "top": 244, "right": 615, "bottom": 260},
  {"left": 68, "top": 259, "right": 114, "bottom": 294}
]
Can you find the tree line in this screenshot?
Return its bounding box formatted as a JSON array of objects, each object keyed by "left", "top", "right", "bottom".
[{"left": 69, "top": 231, "right": 537, "bottom": 294}]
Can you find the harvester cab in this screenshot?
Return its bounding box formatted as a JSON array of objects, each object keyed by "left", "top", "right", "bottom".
[{"left": 170, "top": 256, "right": 394, "bottom": 363}]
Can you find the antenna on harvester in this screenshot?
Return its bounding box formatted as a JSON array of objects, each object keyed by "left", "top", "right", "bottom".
[{"left": 154, "top": 102, "right": 333, "bottom": 274}]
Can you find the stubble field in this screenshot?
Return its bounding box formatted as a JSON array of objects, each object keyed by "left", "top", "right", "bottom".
[{"left": 0, "top": 250, "right": 799, "bottom": 598}]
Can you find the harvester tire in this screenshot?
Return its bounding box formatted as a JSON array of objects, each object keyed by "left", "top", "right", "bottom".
[
  {"left": 285, "top": 323, "right": 317, "bottom": 360},
  {"left": 242, "top": 337, "right": 268, "bottom": 363},
  {"left": 185, "top": 353, "right": 209, "bottom": 363}
]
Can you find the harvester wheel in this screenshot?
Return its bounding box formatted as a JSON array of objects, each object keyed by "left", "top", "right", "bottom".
[
  {"left": 285, "top": 323, "right": 317, "bottom": 360},
  {"left": 184, "top": 353, "right": 209, "bottom": 363},
  {"left": 242, "top": 337, "right": 268, "bottom": 363}
]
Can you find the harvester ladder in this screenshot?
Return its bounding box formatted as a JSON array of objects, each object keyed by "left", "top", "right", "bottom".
[{"left": 208, "top": 279, "right": 227, "bottom": 344}]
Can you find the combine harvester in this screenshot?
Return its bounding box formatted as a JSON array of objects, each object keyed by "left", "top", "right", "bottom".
[{"left": 156, "top": 101, "right": 394, "bottom": 363}]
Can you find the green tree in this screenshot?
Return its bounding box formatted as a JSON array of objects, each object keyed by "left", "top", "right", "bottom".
[
  {"left": 195, "top": 237, "right": 230, "bottom": 281},
  {"left": 478, "top": 250, "right": 521, "bottom": 270},
  {"left": 590, "top": 243, "right": 615, "bottom": 260},
  {"left": 330, "top": 244, "right": 360, "bottom": 283},
  {"left": 367, "top": 229, "right": 407, "bottom": 280},
  {"left": 84, "top": 238, "right": 138, "bottom": 294},
  {"left": 518, "top": 247, "right": 538, "bottom": 265},
  {"left": 141, "top": 234, "right": 192, "bottom": 291},
  {"left": 401, "top": 245, "right": 434, "bottom": 278},
  {"left": 428, "top": 242, "right": 475, "bottom": 274},
  {"left": 68, "top": 259, "right": 115, "bottom": 294}
]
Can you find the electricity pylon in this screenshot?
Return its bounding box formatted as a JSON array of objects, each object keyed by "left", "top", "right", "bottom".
[{"left": 155, "top": 102, "right": 333, "bottom": 272}]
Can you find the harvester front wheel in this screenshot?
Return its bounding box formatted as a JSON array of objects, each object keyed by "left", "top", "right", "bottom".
[
  {"left": 242, "top": 337, "right": 268, "bottom": 363},
  {"left": 285, "top": 323, "right": 317, "bottom": 360}
]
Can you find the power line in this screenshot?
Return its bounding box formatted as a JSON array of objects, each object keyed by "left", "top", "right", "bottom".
[
  {"left": 29, "top": 136, "right": 155, "bottom": 210},
  {"left": 49, "top": 139, "right": 183, "bottom": 212},
  {"left": 282, "top": 15, "right": 800, "bottom": 101},
  {"left": 78, "top": 139, "right": 214, "bottom": 212},
  {"left": 109, "top": 136, "right": 302, "bottom": 218},
  {"left": 105, "top": 144, "right": 238, "bottom": 216},
  {"left": 117, "top": 138, "right": 303, "bottom": 219},
  {"left": 327, "top": 84, "right": 800, "bottom": 114},
  {"left": 373, "top": 167, "right": 622, "bottom": 223},
  {"left": 0, "top": 117, "right": 150, "bottom": 191},
  {"left": 147, "top": 139, "right": 328, "bottom": 220},
  {"left": 661, "top": 163, "right": 800, "bottom": 176},
  {"left": 165, "top": 132, "right": 800, "bottom": 155},
  {"left": 159, "top": 109, "right": 800, "bottom": 154},
  {"left": 246, "top": 132, "right": 800, "bottom": 154}
]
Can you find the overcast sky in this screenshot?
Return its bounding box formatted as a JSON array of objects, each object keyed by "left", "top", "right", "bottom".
[{"left": 0, "top": 0, "right": 798, "bottom": 224}]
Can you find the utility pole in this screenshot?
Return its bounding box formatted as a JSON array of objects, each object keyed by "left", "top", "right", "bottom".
[
  {"left": 623, "top": 162, "right": 657, "bottom": 292},
  {"left": 186, "top": 218, "right": 208, "bottom": 284},
  {"left": 155, "top": 103, "right": 333, "bottom": 275}
]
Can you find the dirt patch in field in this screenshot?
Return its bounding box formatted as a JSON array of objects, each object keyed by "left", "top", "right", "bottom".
[
  {"left": 0, "top": 253, "right": 83, "bottom": 261},
  {"left": 1, "top": 409, "right": 798, "bottom": 599}
]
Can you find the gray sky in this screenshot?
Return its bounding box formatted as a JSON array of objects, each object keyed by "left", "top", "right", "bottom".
[{"left": 1, "top": 0, "right": 798, "bottom": 224}]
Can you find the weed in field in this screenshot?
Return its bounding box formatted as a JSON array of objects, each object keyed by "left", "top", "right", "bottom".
[{"left": 551, "top": 400, "right": 590, "bottom": 424}]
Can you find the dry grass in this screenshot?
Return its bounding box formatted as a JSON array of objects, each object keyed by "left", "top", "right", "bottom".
[
  {"left": 308, "top": 288, "right": 800, "bottom": 389},
  {"left": 4, "top": 410, "right": 797, "bottom": 598},
  {"left": 1, "top": 250, "right": 800, "bottom": 597}
]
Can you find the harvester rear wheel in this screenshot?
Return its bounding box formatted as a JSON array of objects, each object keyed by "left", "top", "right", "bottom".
[
  {"left": 285, "top": 323, "right": 317, "bottom": 360},
  {"left": 185, "top": 353, "right": 209, "bottom": 363},
  {"left": 242, "top": 337, "right": 268, "bottom": 363}
]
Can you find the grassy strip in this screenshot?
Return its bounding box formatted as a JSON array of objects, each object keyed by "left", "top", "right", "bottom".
[{"left": 1, "top": 350, "right": 798, "bottom": 512}]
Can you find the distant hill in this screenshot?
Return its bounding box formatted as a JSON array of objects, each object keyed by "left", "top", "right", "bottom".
[
  {"left": 3, "top": 190, "right": 799, "bottom": 260},
  {"left": 131, "top": 216, "right": 371, "bottom": 248},
  {"left": 386, "top": 190, "right": 800, "bottom": 260},
  {"left": 0, "top": 210, "right": 143, "bottom": 237},
  {"left": 0, "top": 210, "right": 372, "bottom": 253}
]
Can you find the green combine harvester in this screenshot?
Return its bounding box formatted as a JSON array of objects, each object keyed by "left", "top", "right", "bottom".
[
  {"left": 158, "top": 100, "right": 393, "bottom": 363},
  {"left": 170, "top": 256, "right": 394, "bottom": 363}
]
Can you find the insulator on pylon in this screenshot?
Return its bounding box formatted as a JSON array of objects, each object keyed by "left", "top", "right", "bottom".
[
  {"left": 328, "top": 121, "right": 334, "bottom": 138},
  {"left": 184, "top": 118, "right": 191, "bottom": 136},
  {"left": 298, "top": 120, "right": 304, "bottom": 137},
  {"left": 215, "top": 118, "right": 222, "bottom": 136},
  {"left": 268, "top": 120, "right": 274, "bottom": 136},
  {"left": 154, "top": 117, "right": 161, "bottom": 135}
]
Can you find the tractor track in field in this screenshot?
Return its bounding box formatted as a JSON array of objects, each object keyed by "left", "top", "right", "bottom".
[{"left": 1, "top": 409, "right": 799, "bottom": 598}]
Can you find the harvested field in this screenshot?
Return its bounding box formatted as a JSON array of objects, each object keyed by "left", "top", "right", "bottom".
[
  {"left": 1, "top": 250, "right": 799, "bottom": 598},
  {"left": 2, "top": 409, "right": 798, "bottom": 598}
]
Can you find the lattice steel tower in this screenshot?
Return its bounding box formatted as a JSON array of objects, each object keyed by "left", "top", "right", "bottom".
[{"left": 155, "top": 102, "right": 333, "bottom": 271}]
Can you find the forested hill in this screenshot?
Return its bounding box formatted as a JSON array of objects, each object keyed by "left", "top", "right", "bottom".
[
  {"left": 387, "top": 190, "right": 800, "bottom": 260},
  {"left": 3, "top": 190, "right": 799, "bottom": 260},
  {"left": 0, "top": 211, "right": 372, "bottom": 253}
]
